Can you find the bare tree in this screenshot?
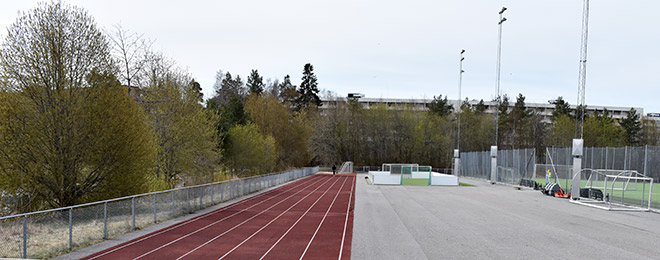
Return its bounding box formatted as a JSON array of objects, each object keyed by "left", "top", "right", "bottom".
[{"left": 108, "top": 24, "right": 152, "bottom": 87}]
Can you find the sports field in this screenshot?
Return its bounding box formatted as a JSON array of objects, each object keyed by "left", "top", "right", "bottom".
[
  {"left": 533, "top": 178, "right": 659, "bottom": 207},
  {"left": 401, "top": 178, "right": 430, "bottom": 185},
  {"left": 75, "top": 173, "right": 355, "bottom": 260}
]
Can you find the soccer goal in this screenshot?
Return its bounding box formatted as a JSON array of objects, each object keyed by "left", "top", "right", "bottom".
[
  {"left": 401, "top": 165, "right": 432, "bottom": 185},
  {"left": 572, "top": 169, "right": 654, "bottom": 211},
  {"left": 338, "top": 161, "right": 354, "bottom": 174}
]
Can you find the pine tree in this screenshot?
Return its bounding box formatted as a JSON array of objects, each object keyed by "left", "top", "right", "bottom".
[
  {"left": 295, "top": 63, "right": 321, "bottom": 110},
  {"left": 247, "top": 69, "right": 264, "bottom": 96},
  {"left": 429, "top": 95, "right": 453, "bottom": 117},
  {"left": 550, "top": 96, "right": 572, "bottom": 119},
  {"left": 620, "top": 108, "right": 642, "bottom": 146},
  {"left": 475, "top": 99, "right": 487, "bottom": 115},
  {"left": 278, "top": 75, "right": 298, "bottom": 103}
]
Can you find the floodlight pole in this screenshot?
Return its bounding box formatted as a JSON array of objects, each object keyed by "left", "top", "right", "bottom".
[
  {"left": 494, "top": 7, "right": 507, "bottom": 147},
  {"left": 455, "top": 49, "right": 465, "bottom": 177},
  {"left": 576, "top": 0, "right": 590, "bottom": 139},
  {"left": 457, "top": 49, "right": 465, "bottom": 153}
]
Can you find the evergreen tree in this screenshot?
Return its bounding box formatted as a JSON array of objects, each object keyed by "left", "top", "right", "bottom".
[
  {"left": 550, "top": 96, "right": 572, "bottom": 119},
  {"left": 429, "top": 95, "right": 453, "bottom": 117},
  {"left": 511, "top": 94, "right": 532, "bottom": 148},
  {"left": 189, "top": 79, "right": 203, "bottom": 103},
  {"left": 497, "top": 95, "right": 510, "bottom": 148},
  {"left": 620, "top": 108, "right": 642, "bottom": 146},
  {"left": 475, "top": 99, "right": 487, "bottom": 115},
  {"left": 278, "top": 75, "right": 298, "bottom": 104},
  {"left": 208, "top": 71, "right": 246, "bottom": 108},
  {"left": 247, "top": 69, "right": 264, "bottom": 96},
  {"left": 295, "top": 63, "right": 321, "bottom": 110}
]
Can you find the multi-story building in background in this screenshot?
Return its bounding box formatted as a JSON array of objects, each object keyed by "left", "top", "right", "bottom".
[{"left": 321, "top": 95, "right": 645, "bottom": 123}]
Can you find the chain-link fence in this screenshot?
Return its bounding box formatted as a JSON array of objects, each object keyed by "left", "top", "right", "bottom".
[
  {"left": 459, "top": 149, "right": 535, "bottom": 185},
  {"left": 0, "top": 167, "right": 318, "bottom": 259},
  {"left": 545, "top": 146, "right": 660, "bottom": 182},
  {"left": 461, "top": 145, "right": 660, "bottom": 209}
]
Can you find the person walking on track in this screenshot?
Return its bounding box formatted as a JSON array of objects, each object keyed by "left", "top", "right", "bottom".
[{"left": 332, "top": 164, "right": 337, "bottom": 176}]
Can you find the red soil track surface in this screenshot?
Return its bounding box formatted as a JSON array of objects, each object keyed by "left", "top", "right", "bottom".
[{"left": 81, "top": 173, "right": 355, "bottom": 260}]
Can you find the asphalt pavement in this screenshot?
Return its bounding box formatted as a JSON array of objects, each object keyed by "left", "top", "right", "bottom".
[{"left": 352, "top": 174, "right": 660, "bottom": 260}]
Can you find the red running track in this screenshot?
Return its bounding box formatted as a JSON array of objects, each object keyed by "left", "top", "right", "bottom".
[{"left": 82, "top": 173, "right": 355, "bottom": 260}]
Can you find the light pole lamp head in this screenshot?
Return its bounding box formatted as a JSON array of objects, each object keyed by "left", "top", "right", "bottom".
[
  {"left": 460, "top": 57, "right": 465, "bottom": 61},
  {"left": 499, "top": 17, "right": 507, "bottom": 24},
  {"left": 499, "top": 7, "right": 507, "bottom": 14},
  {"left": 461, "top": 49, "right": 465, "bottom": 54}
]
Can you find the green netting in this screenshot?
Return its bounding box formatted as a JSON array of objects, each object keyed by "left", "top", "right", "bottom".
[{"left": 401, "top": 165, "right": 431, "bottom": 186}]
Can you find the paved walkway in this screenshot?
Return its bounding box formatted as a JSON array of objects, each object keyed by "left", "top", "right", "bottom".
[{"left": 352, "top": 174, "right": 660, "bottom": 260}]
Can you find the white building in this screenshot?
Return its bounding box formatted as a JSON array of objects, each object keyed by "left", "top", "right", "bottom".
[{"left": 321, "top": 97, "right": 644, "bottom": 123}]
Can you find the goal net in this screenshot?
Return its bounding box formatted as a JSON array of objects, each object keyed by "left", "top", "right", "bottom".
[
  {"left": 573, "top": 169, "right": 654, "bottom": 211},
  {"left": 338, "top": 161, "right": 354, "bottom": 174},
  {"left": 401, "top": 165, "right": 431, "bottom": 185}
]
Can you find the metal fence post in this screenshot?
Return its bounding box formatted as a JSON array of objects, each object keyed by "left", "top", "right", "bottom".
[
  {"left": 199, "top": 186, "right": 203, "bottom": 209},
  {"left": 69, "top": 208, "right": 73, "bottom": 250},
  {"left": 23, "top": 215, "right": 27, "bottom": 259},
  {"left": 186, "top": 188, "right": 190, "bottom": 213},
  {"left": 103, "top": 202, "right": 108, "bottom": 239},
  {"left": 132, "top": 197, "right": 135, "bottom": 230},
  {"left": 153, "top": 195, "right": 157, "bottom": 224},
  {"left": 211, "top": 184, "right": 215, "bottom": 204},
  {"left": 171, "top": 191, "right": 175, "bottom": 217},
  {"left": 220, "top": 184, "right": 224, "bottom": 202},
  {"left": 644, "top": 145, "right": 649, "bottom": 176}
]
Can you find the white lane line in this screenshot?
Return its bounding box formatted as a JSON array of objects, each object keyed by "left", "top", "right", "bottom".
[
  {"left": 88, "top": 175, "right": 319, "bottom": 260},
  {"left": 173, "top": 175, "right": 336, "bottom": 260},
  {"left": 258, "top": 175, "right": 348, "bottom": 260},
  {"left": 133, "top": 176, "right": 330, "bottom": 260},
  {"left": 218, "top": 175, "right": 348, "bottom": 260},
  {"left": 338, "top": 175, "right": 355, "bottom": 260},
  {"left": 299, "top": 175, "right": 351, "bottom": 260}
]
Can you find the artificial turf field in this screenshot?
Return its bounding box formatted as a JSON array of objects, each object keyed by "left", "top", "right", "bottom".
[
  {"left": 532, "top": 178, "right": 659, "bottom": 207},
  {"left": 401, "top": 178, "right": 430, "bottom": 185}
]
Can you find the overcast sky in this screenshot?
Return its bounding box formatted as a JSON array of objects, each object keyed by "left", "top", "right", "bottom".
[{"left": 2, "top": 0, "right": 659, "bottom": 113}]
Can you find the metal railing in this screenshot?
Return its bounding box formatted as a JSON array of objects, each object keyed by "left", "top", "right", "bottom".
[{"left": 0, "top": 167, "right": 319, "bottom": 259}]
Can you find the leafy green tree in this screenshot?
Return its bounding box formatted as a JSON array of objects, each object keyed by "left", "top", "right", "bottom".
[
  {"left": 227, "top": 123, "right": 278, "bottom": 176},
  {"left": 458, "top": 105, "right": 494, "bottom": 152},
  {"left": 583, "top": 110, "right": 624, "bottom": 147},
  {"left": 247, "top": 69, "right": 264, "bottom": 96},
  {"left": 0, "top": 2, "right": 156, "bottom": 209},
  {"left": 140, "top": 57, "right": 218, "bottom": 187},
  {"left": 641, "top": 119, "right": 660, "bottom": 145},
  {"left": 295, "top": 63, "right": 321, "bottom": 110},
  {"left": 619, "top": 108, "right": 642, "bottom": 146},
  {"left": 547, "top": 114, "right": 575, "bottom": 147},
  {"left": 429, "top": 95, "right": 453, "bottom": 117},
  {"left": 413, "top": 114, "right": 453, "bottom": 167},
  {"left": 245, "top": 95, "right": 313, "bottom": 167}
]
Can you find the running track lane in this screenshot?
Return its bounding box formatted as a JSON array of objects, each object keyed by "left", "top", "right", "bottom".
[{"left": 82, "top": 173, "right": 356, "bottom": 260}]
